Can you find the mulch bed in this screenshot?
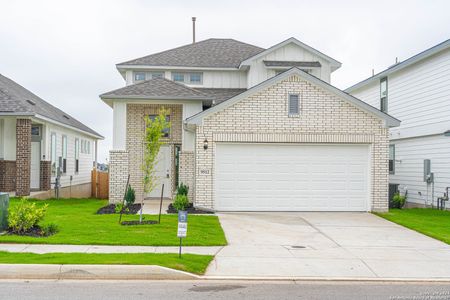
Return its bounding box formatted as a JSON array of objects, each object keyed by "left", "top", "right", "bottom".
[
  {"left": 120, "top": 220, "right": 159, "bottom": 226},
  {"left": 96, "top": 203, "right": 142, "bottom": 215},
  {"left": 166, "top": 203, "right": 214, "bottom": 214},
  {"left": 7, "top": 226, "right": 55, "bottom": 237}
]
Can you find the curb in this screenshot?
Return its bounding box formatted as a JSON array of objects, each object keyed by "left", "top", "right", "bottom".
[{"left": 0, "top": 264, "right": 199, "bottom": 280}]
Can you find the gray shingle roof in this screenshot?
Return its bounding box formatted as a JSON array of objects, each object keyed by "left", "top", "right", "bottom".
[
  {"left": 0, "top": 74, "right": 102, "bottom": 138},
  {"left": 100, "top": 77, "right": 210, "bottom": 100},
  {"left": 263, "top": 60, "right": 321, "bottom": 68},
  {"left": 117, "top": 39, "right": 265, "bottom": 68},
  {"left": 193, "top": 88, "right": 247, "bottom": 105}
]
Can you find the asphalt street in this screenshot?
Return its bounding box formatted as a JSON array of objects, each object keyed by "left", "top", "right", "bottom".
[{"left": 0, "top": 280, "right": 450, "bottom": 300}]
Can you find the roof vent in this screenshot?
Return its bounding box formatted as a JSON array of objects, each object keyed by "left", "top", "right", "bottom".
[
  {"left": 63, "top": 115, "right": 70, "bottom": 119},
  {"left": 26, "top": 99, "right": 36, "bottom": 105}
]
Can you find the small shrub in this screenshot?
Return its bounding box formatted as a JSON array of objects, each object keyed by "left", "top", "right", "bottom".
[
  {"left": 392, "top": 192, "right": 406, "bottom": 209},
  {"left": 8, "top": 198, "right": 48, "bottom": 234},
  {"left": 41, "top": 223, "right": 59, "bottom": 236},
  {"left": 172, "top": 194, "right": 189, "bottom": 211},
  {"left": 115, "top": 203, "right": 130, "bottom": 214},
  {"left": 176, "top": 183, "right": 189, "bottom": 196},
  {"left": 125, "top": 186, "right": 136, "bottom": 206}
]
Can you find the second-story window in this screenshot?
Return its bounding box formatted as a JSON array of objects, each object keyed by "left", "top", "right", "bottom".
[
  {"left": 172, "top": 72, "right": 203, "bottom": 85},
  {"left": 380, "top": 77, "right": 388, "bottom": 113},
  {"left": 135, "top": 72, "right": 146, "bottom": 81}
]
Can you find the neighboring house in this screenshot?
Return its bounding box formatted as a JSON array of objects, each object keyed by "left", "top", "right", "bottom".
[
  {"left": 101, "top": 37, "right": 399, "bottom": 212},
  {"left": 346, "top": 39, "right": 450, "bottom": 207},
  {"left": 0, "top": 74, "right": 103, "bottom": 198}
]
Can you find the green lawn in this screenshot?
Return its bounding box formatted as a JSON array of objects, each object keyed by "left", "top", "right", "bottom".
[
  {"left": 375, "top": 208, "right": 450, "bottom": 244},
  {"left": 0, "top": 198, "right": 226, "bottom": 246},
  {"left": 0, "top": 251, "right": 212, "bottom": 274}
]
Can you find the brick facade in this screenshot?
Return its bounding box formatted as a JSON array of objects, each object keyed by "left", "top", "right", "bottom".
[
  {"left": 126, "top": 104, "right": 182, "bottom": 202},
  {"left": 0, "top": 160, "right": 16, "bottom": 192},
  {"left": 15, "top": 118, "right": 31, "bottom": 196},
  {"left": 194, "top": 75, "right": 389, "bottom": 212},
  {"left": 109, "top": 150, "right": 129, "bottom": 203},
  {"left": 179, "top": 151, "right": 195, "bottom": 201},
  {"left": 40, "top": 160, "right": 51, "bottom": 191}
]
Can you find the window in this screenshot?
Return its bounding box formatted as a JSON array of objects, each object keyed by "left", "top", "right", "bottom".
[
  {"left": 31, "top": 126, "right": 40, "bottom": 136},
  {"left": 62, "top": 136, "right": 67, "bottom": 174},
  {"left": 389, "top": 144, "right": 395, "bottom": 174},
  {"left": 288, "top": 94, "right": 300, "bottom": 115},
  {"left": 134, "top": 72, "right": 146, "bottom": 81},
  {"left": 87, "top": 141, "right": 90, "bottom": 154},
  {"left": 188, "top": 73, "right": 202, "bottom": 84},
  {"left": 380, "top": 77, "right": 388, "bottom": 112},
  {"left": 148, "top": 115, "right": 170, "bottom": 138},
  {"left": 171, "top": 72, "right": 203, "bottom": 84},
  {"left": 172, "top": 73, "right": 185, "bottom": 82},
  {"left": 75, "top": 138, "right": 79, "bottom": 173},
  {"left": 150, "top": 72, "right": 164, "bottom": 79},
  {"left": 81, "top": 140, "right": 85, "bottom": 154},
  {"left": 50, "top": 133, "right": 57, "bottom": 176}
]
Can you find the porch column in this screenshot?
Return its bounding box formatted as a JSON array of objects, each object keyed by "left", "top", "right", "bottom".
[
  {"left": 109, "top": 101, "right": 129, "bottom": 203},
  {"left": 15, "top": 118, "right": 31, "bottom": 196}
]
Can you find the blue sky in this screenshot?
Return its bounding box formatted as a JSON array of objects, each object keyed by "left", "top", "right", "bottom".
[{"left": 1, "top": 0, "right": 449, "bottom": 162}]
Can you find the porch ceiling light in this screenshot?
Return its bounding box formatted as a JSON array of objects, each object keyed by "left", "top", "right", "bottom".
[{"left": 203, "top": 139, "right": 208, "bottom": 150}]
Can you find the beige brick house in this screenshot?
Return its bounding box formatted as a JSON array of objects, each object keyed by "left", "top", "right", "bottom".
[{"left": 101, "top": 38, "right": 400, "bottom": 212}]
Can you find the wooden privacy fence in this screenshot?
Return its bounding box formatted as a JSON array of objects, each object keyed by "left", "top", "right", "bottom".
[{"left": 92, "top": 169, "right": 109, "bottom": 199}]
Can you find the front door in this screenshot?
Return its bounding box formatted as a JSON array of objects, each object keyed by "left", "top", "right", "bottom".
[
  {"left": 30, "top": 142, "right": 40, "bottom": 190},
  {"left": 146, "top": 145, "right": 172, "bottom": 199}
]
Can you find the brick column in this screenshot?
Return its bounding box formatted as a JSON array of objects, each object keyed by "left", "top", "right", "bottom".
[
  {"left": 109, "top": 150, "right": 129, "bottom": 203},
  {"left": 40, "top": 161, "right": 51, "bottom": 191},
  {"left": 179, "top": 151, "right": 195, "bottom": 202},
  {"left": 15, "top": 119, "right": 31, "bottom": 196},
  {"left": 0, "top": 160, "right": 16, "bottom": 192}
]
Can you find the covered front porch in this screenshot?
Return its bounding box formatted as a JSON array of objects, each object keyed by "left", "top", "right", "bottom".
[{"left": 0, "top": 117, "right": 51, "bottom": 196}]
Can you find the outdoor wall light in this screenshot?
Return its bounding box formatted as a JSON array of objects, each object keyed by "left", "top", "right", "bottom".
[{"left": 203, "top": 139, "right": 208, "bottom": 150}]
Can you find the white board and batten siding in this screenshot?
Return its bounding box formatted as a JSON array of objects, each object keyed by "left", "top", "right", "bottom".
[
  {"left": 350, "top": 47, "right": 450, "bottom": 205},
  {"left": 215, "top": 144, "right": 370, "bottom": 211},
  {"left": 44, "top": 123, "right": 96, "bottom": 188},
  {"left": 246, "top": 43, "right": 332, "bottom": 88}
]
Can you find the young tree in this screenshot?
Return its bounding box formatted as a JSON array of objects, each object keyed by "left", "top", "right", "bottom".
[{"left": 141, "top": 108, "right": 171, "bottom": 222}]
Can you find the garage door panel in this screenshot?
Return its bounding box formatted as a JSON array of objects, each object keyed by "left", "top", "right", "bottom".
[{"left": 215, "top": 144, "right": 370, "bottom": 211}]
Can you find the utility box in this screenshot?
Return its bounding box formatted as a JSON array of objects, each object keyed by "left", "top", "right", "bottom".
[{"left": 0, "top": 193, "right": 9, "bottom": 231}]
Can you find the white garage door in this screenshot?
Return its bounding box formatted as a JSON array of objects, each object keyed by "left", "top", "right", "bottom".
[{"left": 215, "top": 144, "right": 370, "bottom": 211}]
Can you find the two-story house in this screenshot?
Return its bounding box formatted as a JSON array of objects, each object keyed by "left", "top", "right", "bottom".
[
  {"left": 346, "top": 40, "right": 450, "bottom": 208},
  {"left": 100, "top": 37, "right": 399, "bottom": 212}
]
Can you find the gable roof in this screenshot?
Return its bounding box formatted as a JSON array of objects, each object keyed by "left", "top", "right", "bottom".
[
  {"left": 100, "top": 77, "right": 211, "bottom": 104},
  {"left": 239, "top": 37, "right": 342, "bottom": 71},
  {"left": 117, "top": 38, "right": 265, "bottom": 69},
  {"left": 345, "top": 39, "right": 450, "bottom": 93},
  {"left": 0, "top": 74, "right": 102, "bottom": 138},
  {"left": 186, "top": 68, "right": 400, "bottom": 127}
]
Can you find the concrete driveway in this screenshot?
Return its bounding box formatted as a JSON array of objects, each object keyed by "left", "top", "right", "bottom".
[{"left": 206, "top": 212, "right": 450, "bottom": 279}]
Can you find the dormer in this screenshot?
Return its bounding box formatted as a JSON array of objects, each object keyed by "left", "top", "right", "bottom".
[{"left": 240, "top": 37, "right": 341, "bottom": 87}]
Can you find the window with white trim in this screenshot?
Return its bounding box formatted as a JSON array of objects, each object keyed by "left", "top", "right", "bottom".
[
  {"left": 389, "top": 144, "right": 395, "bottom": 174},
  {"left": 134, "top": 72, "right": 146, "bottom": 81},
  {"left": 75, "top": 138, "right": 79, "bottom": 173},
  {"left": 288, "top": 94, "right": 300, "bottom": 115},
  {"left": 380, "top": 77, "right": 388, "bottom": 112},
  {"left": 62, "top": 135, "right": 67, "bottom": 174},
  {"left": 50, "top": 133, "right": 57, "bottom": 176},
  {"left": 171, "top": 72, "right": 203, "bottom": 84}
]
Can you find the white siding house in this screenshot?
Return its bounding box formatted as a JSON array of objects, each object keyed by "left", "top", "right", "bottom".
[
  {"left": 0, "top": 74, "right": 103, "bottom": 198},
  {"left": 346, "top": 39, "right": 450, "bottom": 207}
]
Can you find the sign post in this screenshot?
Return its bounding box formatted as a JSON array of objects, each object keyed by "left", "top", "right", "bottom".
[{"left": 177, "top": 211, "right": 188, "bottom": 258}]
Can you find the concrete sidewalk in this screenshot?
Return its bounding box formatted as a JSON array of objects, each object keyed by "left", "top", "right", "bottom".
[{"left": 0, "top": 244, "right": 222, "bottom": 255}]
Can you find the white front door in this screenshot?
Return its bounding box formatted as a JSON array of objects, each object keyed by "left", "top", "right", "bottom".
[
  {"left": 30, "top": 142, "right": 40, "bottom": 190},
  {"left": 215, "top": 143, "right": 370, "bottom": 211},
  {"left": 146, "top": 145, "right": 172, "bottom": 199}
]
